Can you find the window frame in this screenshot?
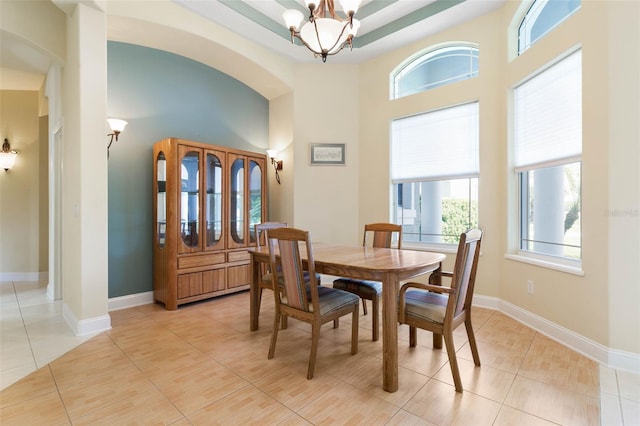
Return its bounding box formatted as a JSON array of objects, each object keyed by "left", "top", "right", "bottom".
[
  {"left": 391, "top": 102, "right": 480, "bottom": 248},
  {"left": 518, "top": 0, "right": 581, "bottom": 55},
  {"left": 517, "top": 162, "right": 582, "bottom": 266},
  {"left": 511, "top": 48, "right": 583, "bottom": 270},
  {"left": 390, "top": 43, "right": 479, "bottom": 100}
]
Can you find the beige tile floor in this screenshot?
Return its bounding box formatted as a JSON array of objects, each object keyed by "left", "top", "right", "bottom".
[{"left": 1, "top": 279, "right": 638, "bottom": 425}]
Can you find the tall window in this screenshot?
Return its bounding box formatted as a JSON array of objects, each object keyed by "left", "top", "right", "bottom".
[
  {"left": 392, "top": 102, "right": 479, "bottom": 245},
  {"left": 391, "top": 44, "right": 478, "bottom": 99},
  {"left": 518, "top": 0, "right": 580, "bottom": 55},
  {"left": 514, "top": 50, "right": 582, "bottom": 262}
]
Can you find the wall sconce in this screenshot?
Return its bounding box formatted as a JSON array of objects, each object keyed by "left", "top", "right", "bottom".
[
  {"left": 0, "top": 138, "right": 18, "bottom": 172},
  {"left": 266, "top": 149, "right": 283, "bottom": 184},
  {"left": 107, "top": 118, "right": 127, "bottom": 158}
]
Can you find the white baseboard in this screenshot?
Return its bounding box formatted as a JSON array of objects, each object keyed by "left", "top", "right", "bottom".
[
  {"left": 608, "top": 347, "right": 640, "bottom": 374},
  {"left": 473, "top": 295, "right": 639, "bottom": 374},
  {"left": 62, "top": 303, "right": 111, "bottom": 336},
  {"left": 108, "top": 291, "right": 154, "bottom": 311},
  {"left": 0, "top": 272, "right": 49, "bottom": 282},
  {"left": 473, "top": 294, "right": 500, "bottom": 310}
]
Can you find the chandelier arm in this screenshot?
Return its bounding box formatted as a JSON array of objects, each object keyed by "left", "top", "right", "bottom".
[
  {"left": 291, "top": 27, "right": 352, "bottom": 62},
  {"left": 315, "top": 19, "right": 352, "bottom": 60},
  {"left": 291, "top": 32, "right": 322, "bottom": 56},
  {"left": 315, "top": 0, "right": 324, "bottom": 18}
]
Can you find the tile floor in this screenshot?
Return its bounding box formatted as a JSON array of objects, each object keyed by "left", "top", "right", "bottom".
[
  {"left": 0, "top": 280, "right": 99, "bottom": 390},
  {"left": 1, "top": 279, "right": 639, "bottom": 425}
]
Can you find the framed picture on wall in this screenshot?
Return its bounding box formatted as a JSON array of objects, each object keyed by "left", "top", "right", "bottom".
[{"left": 309, "top": 143, "right": 346, "bottom": 165}]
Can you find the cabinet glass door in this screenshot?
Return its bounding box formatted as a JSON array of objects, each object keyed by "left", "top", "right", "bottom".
[
  {"left": 157, "top": 152, "right": 167, "bottom": 248},
  {"left": 230, "top": 157, "right": 245, "bottom": 246},
  {"left": 180, "top": 149, "right": 200, "bottom": 252},
  {"left": 205, "top": 152, "right": 223, "bottom": 249},
  {"left": 248, "top": 159, "right": 262, "bottom": 245}
]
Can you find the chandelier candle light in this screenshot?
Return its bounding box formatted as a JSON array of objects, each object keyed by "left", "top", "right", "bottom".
[{"left": 283, "top": 0, "right": 362, "bottom": 62}]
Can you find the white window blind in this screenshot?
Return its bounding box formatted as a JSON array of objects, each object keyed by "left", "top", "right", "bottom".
[
  {"left": 514, "top": 50, "right": 582, "bottom": 171},
  {"left": 391, "top": 102, "right": 479, "bottom": 182}
]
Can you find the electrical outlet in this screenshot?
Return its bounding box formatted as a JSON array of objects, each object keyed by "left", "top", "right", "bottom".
[{"left": 527, "top": 280, "right": 534, "bottom": 294}]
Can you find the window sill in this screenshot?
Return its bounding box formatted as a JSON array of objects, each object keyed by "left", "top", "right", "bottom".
[
  {"left": 402, "top": 242, "right": 458, "bottom": 255},
  {"left": 504, "top": 253, "right": 584, "bottom": 276}
]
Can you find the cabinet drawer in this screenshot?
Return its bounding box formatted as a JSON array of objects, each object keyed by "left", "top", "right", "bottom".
[
  {"left": 178, "top": 269, "right": 226, "bottom": 299},
  {"left": 228, "top": 264, "right": 249, "bottom": 288},
  {"left": 203, "top": 269, "right": 226, "bottom": 293},
  {"left": 228, "top": 251, "right": 250, "bottom": 263},
  {"left": 177, "top": 272, "right": 202, "bottom": 299},
  {"left": 178, "top": 253, "right": 225, "bottom": 269}
]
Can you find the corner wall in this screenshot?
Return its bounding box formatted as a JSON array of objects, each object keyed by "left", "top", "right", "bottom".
[
  {"left": 0, "top": 90, "right": 44, "bottom": 278},
  {"left": 357, "top": 0, "right": 640, "bottom": 363}
]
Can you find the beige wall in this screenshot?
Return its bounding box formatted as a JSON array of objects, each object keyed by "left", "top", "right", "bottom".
[
  {"left": 268, "top": 93, "right": 295, "bottom": 224},
  {"left": 290, "top": 64, "right": 360, "bottom": 245},
  {"left": 606, "top": 0, "right": 640, "bottom": 355},
  {"left": 357, "top": 1, "right": 639, "bottom": 356},
  {"left": 0, "top": 0, "right": 66, "bottom": 66},
  {"left": 0, "top": 90, "right": 46, "bottom": 275}
]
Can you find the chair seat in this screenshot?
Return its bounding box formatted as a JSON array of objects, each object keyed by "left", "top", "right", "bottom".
[
  {"left": 282, "top": 286, "right": 359, "bottom": 315},
  {"left": 404, "top": 289, "right": 448, "bottom": 323},
  {"left": 313, "top": 287, "right": 360, "bottom": 315},
  {"left": 333, "top": 278, "right": 382, "bottom": 297}
]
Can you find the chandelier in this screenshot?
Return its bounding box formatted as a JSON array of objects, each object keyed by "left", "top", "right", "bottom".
[{"left": 282, "top": 0, "right": 362, "bottom": 62}]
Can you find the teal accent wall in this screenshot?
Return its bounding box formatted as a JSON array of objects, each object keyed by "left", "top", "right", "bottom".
[{"left": 107, "top": 41, "right": 269, "bottom": 298}]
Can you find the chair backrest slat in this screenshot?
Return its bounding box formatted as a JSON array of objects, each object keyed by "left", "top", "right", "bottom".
[
  {"left": 255, "top": 222, "right": 287, "bottom": 248},
  {"left": 363, "top": 223, "right": 402, "bottom": 249},
  {"left": 277, "top": 238, "right": 307, "bottom": 310},
  {"left": 256, "top": 222, "right": 287, "bottom": 277},
  {"left": 267, "top": 227, "right": 318, "bottom": 314},
  {"left": 450, "top": 229, "right": 482, "bottom": 317}
]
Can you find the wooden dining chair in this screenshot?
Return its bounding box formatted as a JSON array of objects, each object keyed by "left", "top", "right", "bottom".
[
  {"left": 255, "top": 222, "right": 288, "bottom": 317},
  {"left": 255, "top": 222, "right": 323, "bottom": 328},
  {"left": 332, "top": 223, "right": 402, "bottom": 341},
  {"left": 398, "top": 228, "right": 483, "bottom": 392},
  {"left": 266, "top": 227, "right": 360, "bottom": 379}
]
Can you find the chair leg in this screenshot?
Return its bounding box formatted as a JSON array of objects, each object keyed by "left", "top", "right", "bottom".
[
  {"left": 268, "top": 311, "right": 280, "bottom": 359},
  {"left": 362, "top": 298, "right": 368, "bottom": 315},
  {"left": 433, "top": 332, "right": 443, "bottom": 349},
  {"left": 308, "top": 323, "right": 321, "bottom": 379},
  {"left": 351, "top": 304, "right": 359, "bottom": 355},
  {"left": 409, "top": 325, "right": 417, "bottom": 347},
  {"left": 443, "top": 330, "right": 463, "bottom": 392},
  {"left": 465, "top": 318, "right": 481, "bottom": 366},
  {"left": 371, "top": 295, "right": 379, "bottom": 342}
]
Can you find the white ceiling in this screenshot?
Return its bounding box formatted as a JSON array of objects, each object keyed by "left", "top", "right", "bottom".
[
  {"left": 0, "top": 0, "right": 505, "bottom": 90},
  {"left": 174, "top": 0, "right": 505, "bottom": 63}
]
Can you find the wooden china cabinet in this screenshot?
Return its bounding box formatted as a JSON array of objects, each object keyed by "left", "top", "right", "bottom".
[{"left": 153, "top": 138, "right": 267, "bottom": 310}]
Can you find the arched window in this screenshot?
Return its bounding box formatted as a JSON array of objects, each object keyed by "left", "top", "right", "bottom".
[
  {"left": 391, "top": 44, "right": 478, "bottom": 100},
  {"left": 518, "top": 0, "right": 580, "bottom": 54}
]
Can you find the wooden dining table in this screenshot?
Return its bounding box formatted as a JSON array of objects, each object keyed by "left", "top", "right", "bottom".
[{"left": 248, "top": 243, "right": 446, "bottom": 393}]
